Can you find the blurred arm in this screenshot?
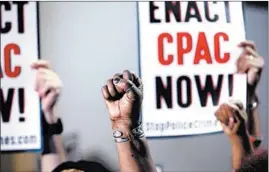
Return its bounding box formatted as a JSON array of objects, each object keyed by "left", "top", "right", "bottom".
[
  {"left": 41, "top": 113, "right": 67, "bottom": 172},
  {"left": 229, "top": 132, "right": 253, "bottom": 171},
  {"left": 247, "top": 94, "right": 262, "bottom": 148}
]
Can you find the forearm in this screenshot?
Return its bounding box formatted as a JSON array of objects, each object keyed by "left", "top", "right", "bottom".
[
  {"left": 248, "top": 107, "right": 260, "bottom": 137},
  {"left": 247, "top": 94, "right": 262, "bottom": 149},
  {"left": 230, "top": 133, "right": 253, "bottom": 170},
  {"left": 115, "top": 128, "right": 156, "bottom": 172},
  {"left": 41, "top": 135, "right": 67, "bottom": 172},
  {"left": 247, "top": 93, "right": 261, "bottom": 137},
  {"left": 41, "top": 113, "right": 67, "bottom": 172}
]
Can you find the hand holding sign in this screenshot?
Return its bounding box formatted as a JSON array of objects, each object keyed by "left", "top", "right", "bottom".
[
  {"left": 102, "top": 70, "right": 143, "bottom": 130},
  {"left": 31, "top": 60, "right": 62, "bottom": 124},
  {"left": 215, "top": 100, "right": 248, "bottom": 137},
  {"left": 237, "top": 41, "right": 264, "bottom": 95}
]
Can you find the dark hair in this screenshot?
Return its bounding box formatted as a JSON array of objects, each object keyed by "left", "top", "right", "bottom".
[
  {"left": 52, "top": 160, "right": 111, "bottom": 172},
  {"left": 236, "top": 147, "right": 268, "bottom": 172}
]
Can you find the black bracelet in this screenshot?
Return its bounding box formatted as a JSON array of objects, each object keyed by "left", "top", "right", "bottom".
[
  {"left": 42, "top": 113, "right": 63, "bottom": 137},
  {"left": 41, "top": 118, "right": 63, "bottom": 155},
  {"left": 48, "top": 118, "right": 64, "bottom": 136}
]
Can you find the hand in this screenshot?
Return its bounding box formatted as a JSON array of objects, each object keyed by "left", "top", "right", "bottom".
[
  {"left": 31, "top": 60, "right": 62, "bottom": 124},
  {"left": 236, "top": 41, "right": 264, "bottom": 98},
  {"left": 102, "top": 70, "right": 143, "bottom": 130},
  {"left": 215, "top": 100, "right": 248, "bottom": 138}
]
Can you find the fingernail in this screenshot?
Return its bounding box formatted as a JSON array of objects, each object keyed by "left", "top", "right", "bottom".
[{"left": 113, "top": 78, "right": 121, "bottom": 85}]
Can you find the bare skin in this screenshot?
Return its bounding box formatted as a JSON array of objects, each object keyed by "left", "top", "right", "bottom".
[
  {"left": 215, "top": 100, "right": 253, "bottom": 171},
  {"left": 31, "top": 60, "right": 67, "bottom": 172},
  {"left": 102, "top": 70, "right": 157, "bottom": 172},
  {"left": 236, "top": 40, "right": 264, "bottom": 146}
]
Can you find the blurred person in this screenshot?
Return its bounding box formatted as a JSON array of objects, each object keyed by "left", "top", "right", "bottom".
[
  {"left": 31, "top": 60, "right": 67, "bottom": 172},
  {"left": 215, "top": 100, "right": 268, "bottom": 172},
  {"left": 101, "top": 70, "right": 157, "bottom": 172},
  {"left": 32, "top": 60, "right": 111, "bottom": 172},
  {"left": 33, "top": 61, "right": 156, "bottom": 172},
  {"left": 236, "top": 40, "right": 265, "bottom": 148}
]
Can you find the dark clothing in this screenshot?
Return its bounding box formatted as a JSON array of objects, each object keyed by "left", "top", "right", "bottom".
[{"left": 52, "top": 160, "right": 111, "bottom": 172}]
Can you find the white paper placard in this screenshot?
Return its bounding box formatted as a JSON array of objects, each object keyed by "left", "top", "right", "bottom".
[
  {"left": 1, "top": 1, "right": 42, "bottom": 151},
  {"left": 137, "top": 2, "right": 247, "bottom": 137}
]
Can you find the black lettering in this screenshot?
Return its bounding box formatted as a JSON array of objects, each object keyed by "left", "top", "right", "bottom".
[
  {"left": 204, "top": 1, "right": 219, "bottom": 22},
  {"left": 224, "top": 1, "right": 231, "bottom": 23},
  {"left": 13, "top": 1, "right": 28, "bottom": 33},
  {"left": 156, "top": 76, "right": 172, "bottom": 109},
  {"left": 18, "top": 88, "right": 25, "bottom": 122},
  {"left": 165, "top": 1, "right": 181, "bottom": 22},
  {"left": 228, "top": 74, "right": 233, "bottom": 97},
  {"left": 149, "top": 2, "right": 161, "bottom": 23},
  {"left": 0, "top": 88, "right": 15, "bottom": 122},
  {"left": 10, "top": 136, "right": 15, "bottom": 145},
  {"left": 0, "top": 1, "right": 11, "bottom": 33},
  {"left": 19, "top": 136, "right": 22, "bottom": 144},
  {"left": 5, "top": 136, "right": 9, "bottom": 145},
  {"left": 185, "top": 2, "right": 202, "bottom": 22},
  {"left": 30, "top": 135, "right": 36, "bottom": 143},
  {"left": 177, "top": 76, "right": 192, "bottom": 108},
  {"left": 195, "top": 75, "right": 223, "bottom": 107}
]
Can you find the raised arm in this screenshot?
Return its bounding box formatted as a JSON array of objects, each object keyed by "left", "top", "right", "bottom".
[
  {"left": 236, "top": 40, "right": 264, "bottom": 148},
  {"left": 215, "top": 100, "right": 253, "bottom": 171},
  {"left": 31, "top": 60, "right": 67, "bottom": 172},
  {"left": 102, "top": 70, "right": 157, "bottom": 172}
]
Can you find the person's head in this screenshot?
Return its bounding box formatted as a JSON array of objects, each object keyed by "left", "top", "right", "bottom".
[
  {"left": 52, "top": 161, "right": 111, "bottom": 172},
  {"left": 61, "top": 170, "right": 83, "bottom": 172},
  {"left": 236, "top": 147, "right": 268, "bottom": 172}
]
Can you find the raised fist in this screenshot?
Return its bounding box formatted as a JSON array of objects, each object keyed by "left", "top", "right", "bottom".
[
  {"left": 31, "top": 60, "right": 62, "bottom": 124},
  {"left": 215, "top": 100, "right": 248, "bottom": 137},
  {"left": 102, "top": 70, "right": 143, "bottom": 130}
]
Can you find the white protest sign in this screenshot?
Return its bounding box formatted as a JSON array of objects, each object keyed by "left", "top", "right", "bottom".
[
  {"left": 137, "top": 2, "right": 247, "bottom": 137},
  {"left": 1, "top": 1, "right": 42, "bottom": 151}
]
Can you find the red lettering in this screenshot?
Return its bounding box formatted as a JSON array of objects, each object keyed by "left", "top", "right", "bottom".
[
  {"left": 156, "top": 32, "right": 230, "bottom": 66},
  {"left": 158, "top": 33, "right": 173, "bottom": 65},
  {"left": 194, "top": 32, "right": 212, "bottom": 64},
  {"left": 214, "top": 32, "right": 230, "bottom": 63},
  {"left": 177, "top": 32, "right": 192, "bottom": 65},
  {"left": 0, "top": 43, "right": 21, "bottom": 78}
]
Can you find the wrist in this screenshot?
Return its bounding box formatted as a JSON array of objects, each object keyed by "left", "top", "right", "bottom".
[
  {"left": 112, "top": 125, "right": 133, "bottom": 143},
  {"left": 112, "top": 120, "right": 132, "bottom": 131},
  {"left": 229, "top": 131, "right": 249, "bottom": 144},
  {"left": 44, "top": 111, "right": 59, "bottom": 124},
  {"left": 247, "top": 94, "right": 259, "bottom": 111},
  {"left": 247, "top": 89, "right": 257, "bottom": 103},
  {"left": 112, "top": 123, "right": 145, "bottom": 143}
]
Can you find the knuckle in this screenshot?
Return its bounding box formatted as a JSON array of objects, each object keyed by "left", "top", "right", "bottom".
[
  {"left": 122, "top": 69, "right": 130, "bottom": 73},
  {"left": 107, "top": 78, "right": 113, "bottom": 85}
]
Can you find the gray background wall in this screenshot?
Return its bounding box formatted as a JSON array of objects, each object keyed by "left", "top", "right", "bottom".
[
  {"left": 2, "top": 2, "right": 267, "bottom": 172},
  {"left": 38, "top": 2, "right": 268, "bottom": 172}
]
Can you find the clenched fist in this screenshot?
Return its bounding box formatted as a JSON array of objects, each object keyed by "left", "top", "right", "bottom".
[
  {"left": 215, "top": 100, "right": 248, "bottom": 137},
  {"left": 102, "top": 70, "right": 143, "bottom": 130},
  {"left": 31, "top": 60, "right": 62, "bottom": 124}
]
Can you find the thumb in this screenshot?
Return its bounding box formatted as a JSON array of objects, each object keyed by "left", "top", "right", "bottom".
[
  {"left": 124, "top": 85, "right": 142, "bottom": 102},
  {"left": 221, "top": 123, "right": 229, "bottom": 131},
  {"left": 228, "top": 117, "right": 235, "bottom": 129}
]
